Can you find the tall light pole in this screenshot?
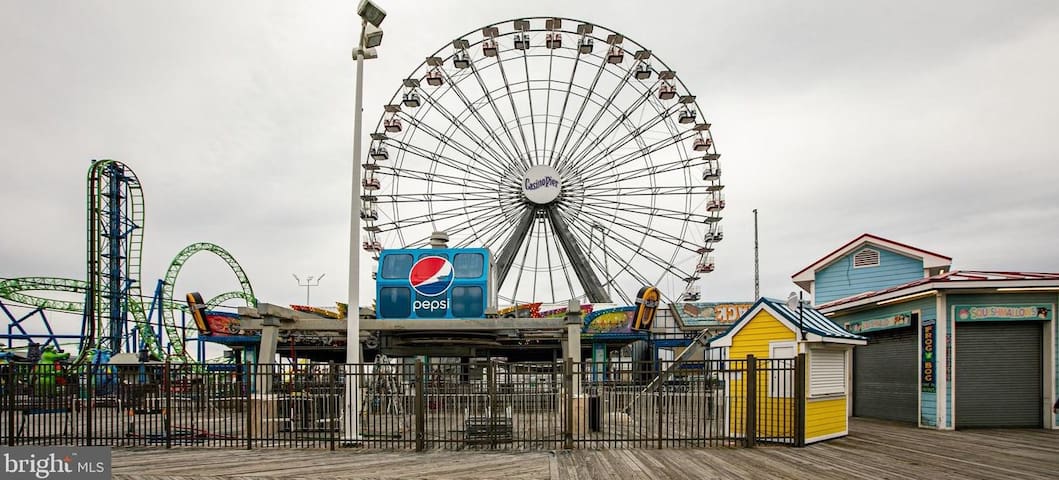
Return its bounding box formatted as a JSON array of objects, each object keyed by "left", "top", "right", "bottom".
[
  {"left": 345, "top": 0, "right": 385, "bottom": 446},
  {"left": 293, "top": 273, "right": 325, "bottom": 305}
]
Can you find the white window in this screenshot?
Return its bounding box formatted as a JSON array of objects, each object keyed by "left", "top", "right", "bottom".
[
  {"left": 768, "top": 341, "right": 796, "bottom": 398},
  {"left": 853, "top": 248, "right": 880, "bottom": 268},
  {"left": 810, "top": 348, "right": 846, "bottom": 397}
]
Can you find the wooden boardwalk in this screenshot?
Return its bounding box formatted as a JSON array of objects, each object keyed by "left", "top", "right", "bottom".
[{"left": 112, "top": 419, "right": 1059, "bottom": 479}]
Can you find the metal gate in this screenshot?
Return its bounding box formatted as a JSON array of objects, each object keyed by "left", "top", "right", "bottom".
[
  {"left": 853, "top": 327, "right": 917, "bottom": 423},
  {"left": 955, "top": 322, "right": 1043, "bottom": 428}
]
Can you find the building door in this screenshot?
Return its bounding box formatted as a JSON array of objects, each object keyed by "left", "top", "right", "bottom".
[
  {"left": 955, "top": 322, "right": 1043, "bottom": 428},
  {"left": 853, "top": 327, "right": 918, "bottom": 423}
]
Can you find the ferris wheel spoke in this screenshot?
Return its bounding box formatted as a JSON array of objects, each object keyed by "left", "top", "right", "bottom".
[
  {"left": 483, "top": 47, "right": 535, "bottom": 170},
  {"left": 557, "top": 208, "right": 658, "bottom": 301},
  {"left": 572, "top": 201, "right": 698, "bottom": 254},
  {"left": 371, "top": 198, "right": 500, "bottom": 233},
  {"left": 465, "top": 58, "right": 528, "bottom": 170},
  {"left": 414, "top": 87, "right": 520, "bottom": 175},
  {"left": 494, "top": 207, "right": 537, "bottom": 291},
  {"left": 562, "top": 209, "right": 694, "bottom": 285},
  {"left": 544, "top": 206, "right": 611, "bottom": 302},
  {"left": 383, "top": 136, "right": 505, "bottom": 185},
  {"left": 547, "top": 41, "right": 585, "bottom": 168},
  {"left": 565, "top": 101, "right": 686, "bottom": 177},
  {"left": 376, "top": 162, "right": 507, "bottom": 193},
  {"left": 580, "top": 155, "right": 708, "bottom": 190},
  {"left": 552, "top": 50, "right": 612, "bottom": 165},
  {"left": 446, "top": 201, "right": 528, "bottom": 249},
  {"left": 561, "top": 73, "right": 659, "bottom": 171},
  {"left": 555, "top": 56, "right": 638, "bottom": 172},
  {"left": 391, "top": 112, "right": 510, "bottom": 182},
  {"left": 520, "top": 52, "right": 541, "bottom": 164},
  {"left": 438, "top": 62, "right": 523, "bottom": 165},
  {"left": 582, "top": 185, "right": 709, "bottom": 197},
  {"left": 577, "top": 198, "right": 708, "bottom": 224},
  {"left": 578, "top": 129, "right": 698, "bottom": 181}
]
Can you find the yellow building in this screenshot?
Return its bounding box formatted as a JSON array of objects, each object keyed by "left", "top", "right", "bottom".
[{"left": 709, "top": 297, "right": 866, "bottom": 444}]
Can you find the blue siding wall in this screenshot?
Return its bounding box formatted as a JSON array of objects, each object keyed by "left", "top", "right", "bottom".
[{"left": 815, "top": 248, "right": 924, "bottom": 305}]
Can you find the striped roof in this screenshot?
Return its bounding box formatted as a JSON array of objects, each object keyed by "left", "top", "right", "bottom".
[
  {"left": 757, "top": 298, "right": 866, "bottom": 342},
  {"left": 710, "top": 297, "right": 866, "bottom": 347},
  {"left": 817, "top": 270, "right": 1059, "bottom": 310}
]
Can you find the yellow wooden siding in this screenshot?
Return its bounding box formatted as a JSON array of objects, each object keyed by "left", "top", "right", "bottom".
[
  {"left": 806, "top": 397, "right": 847, "bottom": 441},
  {"left": 728, "top": 311, "right": 796, "bottom": 360},
  {"left": 727, "top": 310, "right": 798, "bottom": 437}
]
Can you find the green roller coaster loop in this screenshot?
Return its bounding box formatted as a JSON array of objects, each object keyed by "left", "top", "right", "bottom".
[
  {"left": 160, "top": 242, "right": 257, "bottom": 362},
  {"left": 0, "top": 160, "right": 256, "bottom": 363}
]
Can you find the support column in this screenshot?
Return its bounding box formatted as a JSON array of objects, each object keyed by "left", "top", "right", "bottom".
[
  {"left": 257, "top": 318, "right": 280, "bottom": 394},
  {"left": 564, "top": 299, "right": 582, "bottom": 397},
  {"left": 935, "top": 292, "right": 951, "bottom": 430}
]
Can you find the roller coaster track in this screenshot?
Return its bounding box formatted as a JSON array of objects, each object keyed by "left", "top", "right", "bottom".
[
  {"left": 160, "top": 242, "right": 256, "bottom": 362},
  {"left": 0, "top": 160, "right": 256, "bottom": 363}
]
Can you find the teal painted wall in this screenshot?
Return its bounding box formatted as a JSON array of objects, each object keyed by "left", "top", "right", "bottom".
[{"left": 815, "top": 248, "right": 924, "bottom": 305}]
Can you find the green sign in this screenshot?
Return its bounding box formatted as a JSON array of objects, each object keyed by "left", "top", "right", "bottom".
[
  {"left": 843, "top": 311, "right": 913, "bottom": 334},
  {"left": 953, "top": 304, "right": 1052, "bottom": 322}
]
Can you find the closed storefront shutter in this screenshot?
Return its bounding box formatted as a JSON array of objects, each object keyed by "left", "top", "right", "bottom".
[
  {"left": 955, "top": 322, "right": 1042, "bottom": 428},
  {"left": 853, "top": 327, "right": 917, "bottom": 422}
]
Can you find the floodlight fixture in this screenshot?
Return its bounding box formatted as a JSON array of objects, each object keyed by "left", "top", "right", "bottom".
[
  {"left": 357, "top": 0, "right": 386, "bottom": 27},
  {"left": 364, "top": 23, "right": 384, "bottom": 48}
]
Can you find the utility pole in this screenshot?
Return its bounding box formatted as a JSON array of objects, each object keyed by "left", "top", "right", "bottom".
[
  {"left": 753, "top": 209, "right": 760, "bottom": 299},
  {"left": 293, "top": 273, "right": 325, "bottom": 305}
]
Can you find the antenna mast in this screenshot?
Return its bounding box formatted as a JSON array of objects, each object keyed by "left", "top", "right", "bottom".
[{"left": 753, "top": 209, "right": 760, "bottom": 299}]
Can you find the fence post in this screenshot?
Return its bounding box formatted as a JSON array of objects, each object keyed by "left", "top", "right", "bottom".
[
  {"left": 330, "top": 361, "right": 337, "bottom": 451},
  {"left": 795, "top": 353, "right": 806, "bottom": 447},
  {"left": 243, "top": 361, "right": 252, "bottom": 450},
  {"left": 164, "top": 361, "right": 172, "bottom": 449},
  {"left": 6, "top": 365, "right": 15, "bottom": 446},
  {"left": 745, "top": 354, "right": 756, "bottom": 448},
  {"left": 563, "top": 357, "right": 573, "bottom": 450},
  {"left": 86, "top": 361, "right": 94, "bottom": 446},
  {"left": 415, "top": 359, "right": 425, "bottom": 452},
  {"left": 656, "top": 361, "right": 663, "bottom": 450}
]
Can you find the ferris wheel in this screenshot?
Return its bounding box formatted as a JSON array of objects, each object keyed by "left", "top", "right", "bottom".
[{"left": 361, "top": 17, "right": 724, "bottom": 305}]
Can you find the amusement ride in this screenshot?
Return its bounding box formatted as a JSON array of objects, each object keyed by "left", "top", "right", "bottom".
[{"left": 361, "top": 16, "right": 724, "bottom": 306}]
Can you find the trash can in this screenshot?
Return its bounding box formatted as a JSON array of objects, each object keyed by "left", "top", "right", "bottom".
[{"left": 588, "top": 394, "right": 601, "bottom": 432}]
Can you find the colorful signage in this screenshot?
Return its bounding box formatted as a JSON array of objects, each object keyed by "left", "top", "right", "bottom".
[
  {"left": 632, "top": 286, "right": 661, "bottom": 331},
  {"left": 953, "top": 304, "right": 1052, "bottom": 322},
  {"left": 674, "top": 302, "right": 752, "bottom": 328},
  {"left": 921, "top": 320, "right": 936, "bottom": 393},
  {"left": 843, "top": 311, "right": 913, "bottom": 334},
  {"left": 582, "top": 306, "right": 636, "bottom": 335},
  {"left": 376, "top": 248, "right": 490, "bottom": 319}
]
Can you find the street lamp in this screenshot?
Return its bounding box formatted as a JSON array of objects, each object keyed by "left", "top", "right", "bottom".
[
  {"left": 293, "top": 273, "right": 325, "bottom": 305},
  {"left": 346, "top": 0, "right": 386, "bottom": 446}
]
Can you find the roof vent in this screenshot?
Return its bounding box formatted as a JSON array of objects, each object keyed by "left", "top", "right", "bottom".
[{"left": 853, "top": 248, "right": 880, "bottom": 268}]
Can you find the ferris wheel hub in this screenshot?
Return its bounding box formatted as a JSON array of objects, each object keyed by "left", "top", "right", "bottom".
[{"left": 521, "top": 164, "right": 562, "bottom": 205}]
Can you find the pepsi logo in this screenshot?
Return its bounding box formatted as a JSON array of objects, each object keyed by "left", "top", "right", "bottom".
[{"left": 409, "top": 256, "right": 454, "bottom": 297}]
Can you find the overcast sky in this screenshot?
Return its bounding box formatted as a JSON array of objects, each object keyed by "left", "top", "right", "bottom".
[{"left": 2, "top": 1, "right": 1059, "bottom": 340}]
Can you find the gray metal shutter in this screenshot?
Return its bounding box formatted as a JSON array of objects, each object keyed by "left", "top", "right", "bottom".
[
  {"left": 853, "top": 327, "right": 917, "bottom": 422},
  {"left": 955, "top": 322, "right": 1042, "bottom": 428}
]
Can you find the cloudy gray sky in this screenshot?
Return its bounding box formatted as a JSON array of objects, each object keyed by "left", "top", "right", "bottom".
[{"left": 2, "top": 1, "right": 1059, "bottom": 340}]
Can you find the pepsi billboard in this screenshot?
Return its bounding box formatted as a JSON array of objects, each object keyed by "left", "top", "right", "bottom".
[{"left": 375, "top": 248, "right": 490, "bottom": 319}]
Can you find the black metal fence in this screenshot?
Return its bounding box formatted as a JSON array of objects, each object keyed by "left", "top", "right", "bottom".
[{"left": 0, "top": 355, "right": 804, "bottom": 450}]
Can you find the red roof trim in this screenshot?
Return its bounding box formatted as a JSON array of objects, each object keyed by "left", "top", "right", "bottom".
[
  {"left": 792, "top": 233, "right": 952, "bottom": 279},
  {"left": 817, "top": 270, "right": 1059, "bottom": 309}
]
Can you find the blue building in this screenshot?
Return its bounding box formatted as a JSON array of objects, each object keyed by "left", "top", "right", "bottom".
[{"left": 793, "top": 234, "right": 1059, "bottom": 430}]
